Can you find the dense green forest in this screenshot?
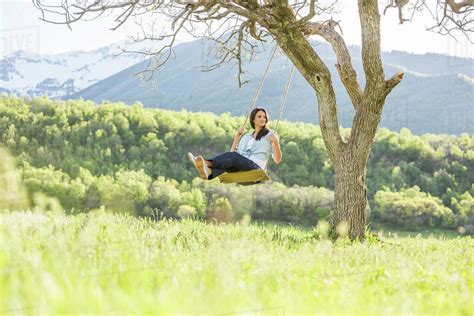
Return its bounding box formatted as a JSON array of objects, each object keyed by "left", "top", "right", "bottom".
[{"left": 0, "top": 96, "right": 472, "bottom": 231}]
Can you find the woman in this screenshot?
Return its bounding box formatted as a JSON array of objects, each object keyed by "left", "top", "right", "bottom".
[{"left": 188, "top": 107, "right": 282, "bottom": 180}]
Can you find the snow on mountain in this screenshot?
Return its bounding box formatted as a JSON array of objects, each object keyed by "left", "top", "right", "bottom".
[
  {"left": 383, "top": 62, "right": 435, "bottom": 77},
  {"left": 458, "top": 73, "right": 474, "bottom": 85},
  {"left": 0, "top": 41, "right": 153, "bottom": 98}
]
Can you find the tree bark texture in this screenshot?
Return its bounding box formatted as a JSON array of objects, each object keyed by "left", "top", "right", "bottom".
[{"left": 331, "top": 154, "right": 368, "bottom": 240}]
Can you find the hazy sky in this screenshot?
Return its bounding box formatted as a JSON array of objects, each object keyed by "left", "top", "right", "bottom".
[{"left": 1, "top": 0, "right": 472, "bottom": 58}]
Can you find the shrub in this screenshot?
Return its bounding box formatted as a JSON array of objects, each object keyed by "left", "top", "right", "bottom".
[
  {"left": 208, "top": 196, "right": 233, "bottom": 223},
  {"left": 177, "top": 205, "right": 196, "bottom": 218},
  {"left": 374, "top": 186, "right": 454, "bottom": 229},
  {"left": 147, "top": 177, "right": 182, "bottom": 218},
  {"left": 451, "top": 191, "right": 474, "bottom": 233},
  {"left": 0, "top": 147, "right": 28, "bottom": 211}
]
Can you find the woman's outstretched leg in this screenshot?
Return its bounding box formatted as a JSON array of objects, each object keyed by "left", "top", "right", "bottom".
[
  {"left": 188, "top": 152, "right": 260, "bottom": 180},
  {"left": 207, "top": 152, "right": 260, "bottom": 180}
]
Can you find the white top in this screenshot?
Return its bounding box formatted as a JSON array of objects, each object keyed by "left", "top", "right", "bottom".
[{"left": 237, "top": 130, "right": 275, "bottom": 169}]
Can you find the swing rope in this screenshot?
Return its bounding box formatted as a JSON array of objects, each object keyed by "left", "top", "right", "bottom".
[
  {"left": 241, "top": 46, "right": 278, "bottom": 129},
  {"left": 275, "top": 64, "right": 295, "bottom": 132},
  {"left": 241, "top": 45, "right": 295, "bottom": 134}
]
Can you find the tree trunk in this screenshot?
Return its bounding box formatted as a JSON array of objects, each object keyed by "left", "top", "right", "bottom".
[
  {"left": 329, "top": 101, "right": 386, "bottom": 240},
  {"left": 330, "top": 154, "right": 368, "bottom": 240},
  {"left": 271, "top": 27, "right": 371, "bottom": 241},
  {"left": 268, "top": 0, "right": 402, "bottom": 240}
]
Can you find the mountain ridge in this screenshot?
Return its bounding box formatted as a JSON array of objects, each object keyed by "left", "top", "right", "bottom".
[
  {"left": 72, "top": 39, "right": 474, "bottom": 135},
  {"left": 0, "top": 41, "right": 154, "bottom": 98},
  {"left": 1, "top": 38, "right": 472, "bottom": 134}
]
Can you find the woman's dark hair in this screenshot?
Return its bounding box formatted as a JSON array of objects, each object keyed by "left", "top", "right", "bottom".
[{"left": 249, "top": 107, "right": 270, "bottom": 141}]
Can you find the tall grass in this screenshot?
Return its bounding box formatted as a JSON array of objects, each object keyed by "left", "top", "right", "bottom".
[{"left": 1, "top": 210, "right": 473, "bottom": 315}]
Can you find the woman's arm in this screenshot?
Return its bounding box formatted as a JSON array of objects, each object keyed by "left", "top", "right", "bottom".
[
  {"left": 230, "top": 127, "right": 245, "bottom": 151},
  {"left": 269, "top": 133, "right": 282, "bottom": 164}
]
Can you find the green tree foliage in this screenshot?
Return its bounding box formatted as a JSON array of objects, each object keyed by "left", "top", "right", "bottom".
[
  {"left": 0, "top": 147, "right": 28, "bottom": 211},
  {"left": 208, "top": 196, "right": 234, "bottom": 223},
  {"left": 374, "top": 186, "right": 454, "bottom": 229},
  {"left": 20, "top": 163, "right": 86, "bottom": 212},
  {"left": 1, "top": 96, "right": 472, "bottom": 230},
  {"left": 368, "top": 128, "right": 473, "bottom": 212},
  {"left": 11, "top": 161, "right": 335, "bottom": 225},
  {"left": 177, "top": 204, "right": 197, "bottom": 219},
  {"left": 450, "top": 191, "right": 474, "bottom": 233}
]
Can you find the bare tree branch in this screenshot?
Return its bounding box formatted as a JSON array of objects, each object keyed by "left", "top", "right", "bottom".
[
  {"left": 385, "top": 71, "right": 404, "bottom": 94},
  {"left": 358, "top": 0, "right": 384, "bottom": 95},
  {"left": 267, "top": 1, "right": 345, "bottom": 157},
  {"left": 32, "top": 0, "right": 280, "bottom": 85},
  {"left": 383, "top": 0, "right": 410, "bottom": 24},
  {"left": 383, "top": 0, "right": 474, "bottom": 41},
  {"left": 446, "top": 0, "right": 474, "bottom": 13},
  {"left": 303, "top": 20, "right": 364, "bottom": 110}
]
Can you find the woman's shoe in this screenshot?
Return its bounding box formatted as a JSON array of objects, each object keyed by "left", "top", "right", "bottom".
[
  {"left": 188, "top": 152, "right": 198, "bottom": 168},
  {"left": 188, "top": 152, "right": 201, "bottom": 175},
  {"left": 195, "top": 156, "right": 210, "bottom": 180}
]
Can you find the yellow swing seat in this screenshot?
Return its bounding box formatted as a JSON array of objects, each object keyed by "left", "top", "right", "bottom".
[{"left": 217, "top": 169, "right": 271, "bottom": 184}]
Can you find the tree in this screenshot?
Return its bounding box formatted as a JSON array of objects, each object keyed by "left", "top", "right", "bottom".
[{"left": 33, "top": 0, "right": 473, "bottom": 239}]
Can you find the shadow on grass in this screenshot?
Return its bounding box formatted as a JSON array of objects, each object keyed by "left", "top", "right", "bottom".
[{"left": 254, "top": 219, "right": 468, "bottom": 239}]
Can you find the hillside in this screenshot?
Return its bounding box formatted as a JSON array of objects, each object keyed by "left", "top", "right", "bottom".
[
  {"left": 72, "top": 39, "right": 474, "bottom": 135},
  {"left": 1, "top": 97, "right": 472, "bottom": 230}
]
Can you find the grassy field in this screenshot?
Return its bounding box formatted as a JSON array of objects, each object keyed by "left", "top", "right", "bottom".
[{"left": 1, "top": 210, "right": 473, "bottom": 315}]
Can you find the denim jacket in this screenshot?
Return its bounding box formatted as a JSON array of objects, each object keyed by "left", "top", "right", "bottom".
[{"left": 237, "top": 130, "right": 275, "bottom": 169}]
